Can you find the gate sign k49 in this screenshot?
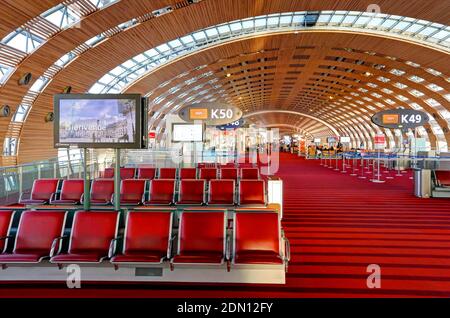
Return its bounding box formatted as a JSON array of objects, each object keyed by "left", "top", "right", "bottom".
[
  {"left": 178, "top": 102, "right": 243, "bottom": 126},
  {"left": 371, "top": 109, "right": 429, "bottom": 130}
]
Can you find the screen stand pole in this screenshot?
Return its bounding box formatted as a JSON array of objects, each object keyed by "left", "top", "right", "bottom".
[
  {"left": 193, "top": 142, "right": 197, "bottom": 167},
  {"left": 114, "top": 148, "right": 121, "bottom": 211},
  {"left": 83, "top": 148, "right": 90, "bottom": 211}
]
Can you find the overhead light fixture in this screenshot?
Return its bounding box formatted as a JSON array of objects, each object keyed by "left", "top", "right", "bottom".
[{"left": 226, "top": 73, "right": 231, "bottom": 77}]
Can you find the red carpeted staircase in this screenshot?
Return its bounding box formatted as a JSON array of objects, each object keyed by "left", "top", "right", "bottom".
[{"left": 1, "top": 153, "right": 449, "bottom": 298}]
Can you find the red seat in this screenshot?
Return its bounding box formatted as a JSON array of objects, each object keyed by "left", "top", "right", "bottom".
[
  {"left": 143, "top": 179, "right": 176, "bottom": 205},
  {"left": 19, "top": 179, "right": 60, "bottom": 205},
  {"left": 102, "top": 168, "right": 136, "bottom": 179},
  {"left": 159, "top": 168, "right": 177, "bottom": 179},
  {"left": 84, "top": 179, "right": 114, "bottom": 205},
  {"left": 110, "top": 212, "right": 173, "bottom": 264},
  {"left": 50, "top": 179, "right": 84, "bottom": 205},
  {"left": 233, "top": 212, "right": 283, "bottom": 265},
  {"left": 241, "top": 168, "right": 260, "bottom": 180},
  {"left": 120, "top": 168, "right": 136, "bottom": 179},
  {"left": 103, "top": 168, "right": 114, "bottom": 178},
  {"left": 114, "top": 179, "right": 146, "bottom": 205},
  {"left": 208, "top": 180, "right": 235, "bottom": 205},
  {"left": 50, "top": 211, "right": 119, "bottom": 264},
  {"left": 0, "top": 211, "right": 67, "bottom": 264},
  {"left": 0, "top": 211, "right": 14, "bottom": 252},
  {"left": 239, "top": 180, "right": 266, "bottom": 206},
  {"left": 198, "top": 163, "right": 216, "bottom": 168},
  {"left": 171, "top": 212, "right": 226, "bottom": 266},
  {"left": 179, "top": 168, "right": 197, "bottom": 179},
  {"left": 199, "top": 168, "right": 217, "bottom": 181},
  {"left": 176, "top": 180, "right": 205, "bottom": 205},
  {"left": 220, "top": 168, "right": 238, "bottom": 180},
  {"left": 220, "top": 163, "right": 236, "bottom": 168},
  {"left": 436, "top": 171, "right": 450, "bottom": 187},
  {"left": 137, "top": 168, "right": 156, "bottom": 180}
]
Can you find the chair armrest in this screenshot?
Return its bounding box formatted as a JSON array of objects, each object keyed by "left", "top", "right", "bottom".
[
  {"left": 18, "top": 191, "right": 31, "bottom": 203},
  {"left": 108, "top": 237, "right": 122, "bottom": 258},
  {"left": 80, "top": 193, "right": 84, "bottom": 204},
  {"left": 226, "top": 235, "right": 231, "bottom": 261},
  {"left": 49, "top": 192, "right": 58, "bottom": 204},
  {"left": 50, "top": 236, "right": 67, "bottom": 257},
  {"left": 283, "top": 236, "right": 291, "bottom": 262},
  {"left": 168, "top": 234, "right": 177, "bottom": 259},
  {"left": 110, "top": 193, "right": 115, "bottom": 204}
]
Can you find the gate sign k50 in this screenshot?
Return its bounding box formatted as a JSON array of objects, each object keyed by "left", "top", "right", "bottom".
[
  {"left": 178, "top": 102, "right": 243, "bottom": 126},
  {"left": 371, "top": 109, "right": 429, "bottom": 129}
]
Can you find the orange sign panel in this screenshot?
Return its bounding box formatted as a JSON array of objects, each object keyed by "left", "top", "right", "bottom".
[
  {"left": 189, "top": 108, "right": 208, "bottom": 120},
  {"left": 382, "top": 114, "right": 399, "bottom": 124}
]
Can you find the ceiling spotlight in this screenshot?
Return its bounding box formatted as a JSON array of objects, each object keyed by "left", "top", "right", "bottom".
[
  {"left": 364, "top": 72, "right": 373, "bottom": 77},
  {"left": 226, "top": 73, "right": 231, "bottom": 77}
]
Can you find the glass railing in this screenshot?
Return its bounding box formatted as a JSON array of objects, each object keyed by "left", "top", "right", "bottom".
[{"left": 0, "top": 157, "right": 98, "bottom": 205}]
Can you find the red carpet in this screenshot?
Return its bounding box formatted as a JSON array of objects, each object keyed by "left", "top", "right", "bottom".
[{"left": 1, "top": 153, "right": 450, "bottom": 298}]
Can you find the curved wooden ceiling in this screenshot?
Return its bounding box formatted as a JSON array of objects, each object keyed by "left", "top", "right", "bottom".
[{"left": 0, "top": 0, "right": 448, "bottom": 164}]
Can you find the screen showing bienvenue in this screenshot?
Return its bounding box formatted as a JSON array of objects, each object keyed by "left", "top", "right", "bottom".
[{"left": 59, "top": 99, "right": 136, "bottom": 144}]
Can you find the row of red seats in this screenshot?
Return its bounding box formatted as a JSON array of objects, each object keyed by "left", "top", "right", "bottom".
[
  {"left": 101, "top": 167, "right": 260, "bottom": 180},
  {"left": 19, "top": 178, "right": 266, "bottom": 206},
  {"left": 0, "top": 210, "right": 289, "bottom": 270}
]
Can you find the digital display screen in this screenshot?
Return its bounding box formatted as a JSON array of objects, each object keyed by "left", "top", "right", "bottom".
[
  {"left": 314, "top": 138, "right": 321, "bottom": 143},
  {"left": 382, "top": 114, "right": 399, "bottom": 124},
  {"left": 340, "top": 137, "right": 351, "bottom": 143},
  {"left": 327, "top": 137, "right": 337, "bottom": 144},
  {"left": 172, "top": 124, "right": 204, "bottom": 142},
  {"left": 59, "top": 99, "right": 136, "bottom": 144}
]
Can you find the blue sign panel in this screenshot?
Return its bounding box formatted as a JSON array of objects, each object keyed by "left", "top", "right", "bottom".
[{"left": 217, "top": 118, "right": 245, "bottom": 130}]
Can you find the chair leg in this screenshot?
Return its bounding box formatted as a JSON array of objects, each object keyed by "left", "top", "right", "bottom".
[
  {"left": 1, "top": 264, "right": 7, "bottom": 270},
  {"left": 57, "top": 263, "right": 63, "bottom": 270}
]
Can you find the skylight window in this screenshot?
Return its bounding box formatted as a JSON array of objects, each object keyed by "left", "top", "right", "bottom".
[
  {"left": 426, "top": 68, "right": 442, "bottom": 76},
  {"left": 393, "top": 82, "right": 408, "bottom": 89},
  {"left": 409, "top": 75, "right": 424, "bottom": 83},
  {"left": 390, "top": 69, "right": 406, "bottom": 76},
  {"left": 405, "top": 61, "right": 420, "bottom": 68},
  {"left": 385, "top": 99, "right": 395, "bottom": 105},
  {"left": 426, "top": 98, "right": 440, "bottom": 107},
  {"left": 371, "top": 93, "right": 382, "bottom": 98},
  {"left": 409, "top": 89, "right": 424, "bottom": 97},
  {"left": 377, "top": 76, "right": 390, "bottom": 83},
  {"left": 409, "top": 103, "right": 422, "bottom": 110},
  {"left": 427, "top": 83, "right": 443, "bottom": 92}
]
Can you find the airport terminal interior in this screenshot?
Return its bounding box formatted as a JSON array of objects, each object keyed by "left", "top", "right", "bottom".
[{"left": 0, "top": 0, "right": 449, "bottom": 300}]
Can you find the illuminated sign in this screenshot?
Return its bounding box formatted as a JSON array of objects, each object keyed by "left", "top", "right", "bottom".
[
  {"left": 382, "top": 114, "right": 399, "bottom": 125},
  {"left": 179, "top": 102, "right": 243, "bottom": 125},
  {"left": 340, "top": 136, "right": 351, "bottom": 143},
  {"left": 189, "top": 108, "right": 208, "bottom": 120},
  {"left": 372, "top": 109, "right": 428, "bottom": 129}
]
